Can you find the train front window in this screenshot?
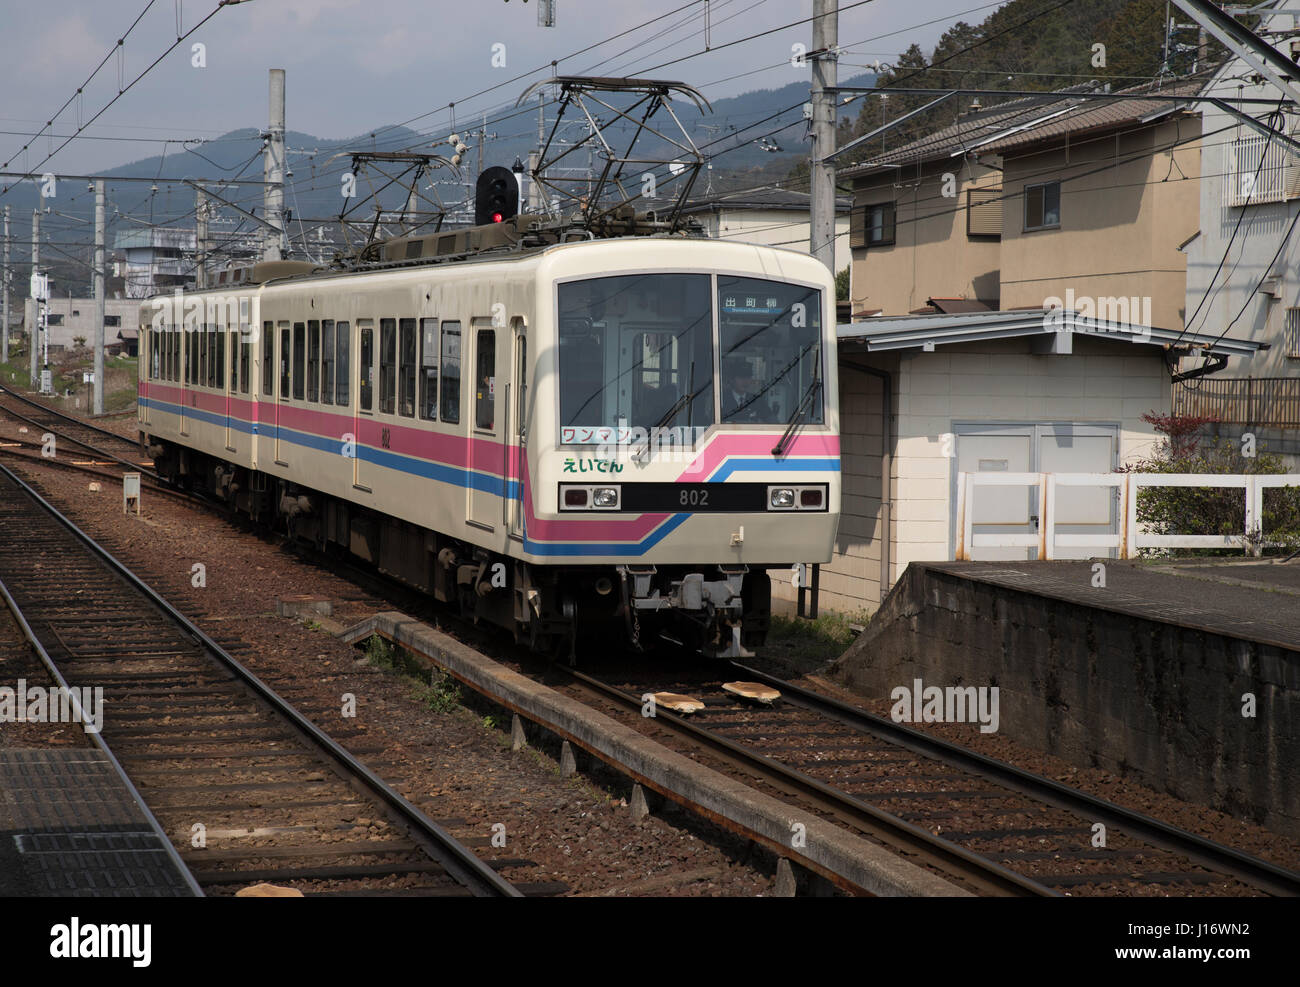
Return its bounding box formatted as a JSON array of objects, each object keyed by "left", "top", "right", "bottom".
[
  {"left": 718, "top": 276, "right": 823, "bottom": 426},
  {"left": 557, "top": 274, "right": 713, "bottom": 439}
]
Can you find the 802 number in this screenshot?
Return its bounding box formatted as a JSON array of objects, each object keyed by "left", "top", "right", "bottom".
[{"left": 679, "top": 488, "right": 710, "bottom": 507}]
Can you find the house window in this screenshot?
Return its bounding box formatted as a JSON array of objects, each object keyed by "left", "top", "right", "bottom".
[
  {"left": 1287, "top": 308, "right": 1300, "bottom": 359},
  {"left": 1024, "top": 181, "right": 1060, "bottom": 231},
  {"left": 105, "top": 315, "right": 121, "bottom": 327},
  {"left": 852, "top": 202, "right": 895, "bottom": 248}
]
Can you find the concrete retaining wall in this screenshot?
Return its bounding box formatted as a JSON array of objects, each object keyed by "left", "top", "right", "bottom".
[{"left": 830, "top": 564, "right": 1300, "bottom": 838}]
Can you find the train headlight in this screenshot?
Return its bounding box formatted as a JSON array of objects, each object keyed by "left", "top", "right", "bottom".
[
  {"left": 769, "top": 487, "right": 795, "bottom": 508},
  {"left": 593, "top": 486, "right": 619, "bottom": 508}
]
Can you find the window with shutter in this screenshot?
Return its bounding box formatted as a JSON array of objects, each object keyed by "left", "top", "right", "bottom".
[
  {"left": 967, "top": 187, "right": 1002, "bottom": 237},
  {"left": 1286, "top": 307, "right": 1300, "bottom": 359}
]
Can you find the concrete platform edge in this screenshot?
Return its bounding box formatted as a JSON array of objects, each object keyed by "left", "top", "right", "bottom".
[{"left": 342, "top": 611, "right": 968, "bottom": 898}]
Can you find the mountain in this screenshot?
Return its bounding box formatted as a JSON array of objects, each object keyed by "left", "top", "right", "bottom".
[{"left": 1, "top": 72, "right": 874, "bottom": 296}]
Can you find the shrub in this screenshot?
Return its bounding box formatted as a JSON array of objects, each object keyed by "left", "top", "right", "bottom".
[{"left": 1121, "top": 411, "right": 1300, "bottom": 555}]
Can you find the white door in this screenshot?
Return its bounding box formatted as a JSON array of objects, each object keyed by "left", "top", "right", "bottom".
[
  {"left": 1037, "top": 424, "right": 1118, "bottom": 559},
  {"left": 954, "top": 426, "right": 1035, "bottom": 561}
]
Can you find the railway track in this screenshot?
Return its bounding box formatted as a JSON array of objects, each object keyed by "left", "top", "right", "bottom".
[
  {"left": 0, "top": 461, "right": 523, "bottom": 897},
  {"left": 0, "top": 387, "right": 157, "bottom": 478},
  {"left": 11, "top": 398, "right": 1299, "bottom": 897},
  {"left": 576, "top": 662, "right": 1300, "bottom": 897}
]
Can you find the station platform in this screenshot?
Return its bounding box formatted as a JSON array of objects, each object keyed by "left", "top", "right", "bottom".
[
  {"left": 831, "top": 558, "right": 1300, "bottom": 838},
  {"left": 0, "top": 749, "right": 198, "bottom": 896},
  {"left": 929, "top": 558, "right": 1300, "bottom": 652}
]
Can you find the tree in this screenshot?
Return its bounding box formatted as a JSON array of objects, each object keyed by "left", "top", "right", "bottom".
[{"left": 835, "top": 266, "right": 850, "bottom": 301}]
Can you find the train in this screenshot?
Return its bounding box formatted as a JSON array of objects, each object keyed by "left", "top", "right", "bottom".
[{"left": 136, "top": 216, "right": 840, "bottom": 659}]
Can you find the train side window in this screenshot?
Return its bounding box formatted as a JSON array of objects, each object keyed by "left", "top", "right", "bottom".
[
  {"left": 321, "top": 320, "right": 335, "bottom": 405},
  {"left": 379, "top": 318, "right": 396, "bottom": 414},
  {"left": 215, "top": 328, "right": 225, "bottom": 390},
  {"left": 200, "top": 326, "right": 209, "bottom": 387},
  {"left": 292, "top": 322, "right": 305, "bottom": 400},
  {"left": 262, "top": 322, "right": 274, "bottom": 396},
  {"left": 419, "top": 318, "right": 437, "bottom": 420},
  {"left": 398, "top": 317, "right": 416, "bottom": 418},
  {"left": 474, "top": 328, "right": 495, "bottom": 431},
  {"left": 187, "top": 328, "right": 195, "bottom": 385},
  {"left": 358, "top": 320, "right": 373, "bottom": 411},
  {"left": 239, "top": 331, "right": 250, "bottom": 395},
  {"left": 210, "top": 327, "right": 219, "bottom": 387},
  {"left": 336, "top": 321, "right": 351, "bottom": 406},
  {"left": 440, "top": 321, "right": 460, "bottom": 424},
  {"left": 279, "top": 323, "right": 291, "bottom": 399},
  {"left": 229, "top": 330, "right": 238, "bottom": 392},
  {"left": 307, "top": 320, "right": 320, "bottom": 402}
]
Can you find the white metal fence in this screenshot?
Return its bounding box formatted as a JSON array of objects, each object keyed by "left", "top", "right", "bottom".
[{"left": 954, "top": 471, "right": 1300, "bottom": 560}]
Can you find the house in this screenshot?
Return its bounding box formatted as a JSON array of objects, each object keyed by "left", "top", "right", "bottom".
[
  {"left": 679, "top": 186, "right": 852, "bottom": 274},
  {"left": 769, "top": 74, "right": 1266, "bottom": 616},
  {"left": 21, "top": 296, "right": 142, "bottom": 353},
  {"left": 1179, "top": 30, "right": 1300, "bottom": 460}
]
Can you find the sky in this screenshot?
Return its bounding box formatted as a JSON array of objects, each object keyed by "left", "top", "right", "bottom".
[{"left": 0, "top": 0, "right": 1006, "bottom": 176}]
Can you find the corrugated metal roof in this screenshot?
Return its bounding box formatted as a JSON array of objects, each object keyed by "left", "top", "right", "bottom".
[
  {"left": 837, "top": 308, "right": 1261, "bottom": 357},
  {"left": 681, "top": 186, "right": 850, "bottom": 213}
]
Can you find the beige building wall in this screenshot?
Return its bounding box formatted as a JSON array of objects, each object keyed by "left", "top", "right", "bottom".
[
  {"left": 849, "top": 161, "right": 1002, "bottom": 315},
  {"left": 697, "top": 208, "right": 851, "bottom": 274},
  {"left": 771, "top": 353, "right": 896, "bottom": 617},
  {"left": 777, "top": 338, "right": 1169, "bottom": 614},
  {"left": 998, "top": 115, "right": 1201, "bottom": 330}
]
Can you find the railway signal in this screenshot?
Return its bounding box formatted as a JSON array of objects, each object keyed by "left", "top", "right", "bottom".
[{"left": 475, "top": 166, "right": 519, "bottom": 225}]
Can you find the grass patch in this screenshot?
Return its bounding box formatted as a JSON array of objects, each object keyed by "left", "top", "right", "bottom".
[
  {"left": 361, "top": 634, "right": 463, "bottom": 714},
  {"left": 760, "top": 610, "right": 868, "bottom": 671}
]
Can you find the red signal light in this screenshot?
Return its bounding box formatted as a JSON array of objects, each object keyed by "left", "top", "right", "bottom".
[{"left": 492, "top": 212, "right": 504, "bottom": 223}]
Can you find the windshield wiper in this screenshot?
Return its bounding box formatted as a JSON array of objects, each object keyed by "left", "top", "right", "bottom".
[{"left": 771, "top": 379, "right": 820, "bottom": 457}]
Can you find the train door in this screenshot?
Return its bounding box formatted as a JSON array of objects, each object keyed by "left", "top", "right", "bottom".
[
  {"left": 353, "top": 319, "right": 374, "bottom": 490},
  {"left": 274, "top": 321, "right": 291, "bottom": 466},
  {"left": 140, "top": 326, "right": 153, "bottom": 428},
  {"left": 507, "top": 319, "right": 527, "bottom": 540},
  {"left": 467, "top": 318, "right": 499, "bottom": 531}
]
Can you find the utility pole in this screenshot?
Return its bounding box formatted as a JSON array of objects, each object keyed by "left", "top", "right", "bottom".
[
  {"left": 30, "top": 201, "right": 40, "bottom": 386},
  {"left": 263, "top": 68, "right": 286, "bottom": 261},
  {"left": 810, "top": 0, "right": 838, "bottom": 274},
  {"left": 93, "top": 179, "right": 105, "bottom": 415},
  {"left": 2, "top": 205, "right": 9, "bottom": 366},
  {"left": 195, "top": 185, "right": 208, "bottom": 289}
]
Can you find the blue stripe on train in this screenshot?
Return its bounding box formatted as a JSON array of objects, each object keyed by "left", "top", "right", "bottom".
[{"left": 139, "top": 396, "right": 838, "bottom": 556}]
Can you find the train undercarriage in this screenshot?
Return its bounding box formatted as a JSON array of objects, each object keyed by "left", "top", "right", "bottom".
[{"left": 147, "top": 437, "right": 771, "bottom": 660}]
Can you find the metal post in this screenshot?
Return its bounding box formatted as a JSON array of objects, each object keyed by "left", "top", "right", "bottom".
[
  {"left": 263, "top": 69, "right": 285, "bottom": 261},
  {"left": 93, "top": 180, "right": 105, "bottom": 415},
  {"left": 478, "top": 111, "right": 486, "bottom": 181},
  {"left": 2, "top": 204, "right": 9, "bottom": 365},
  {"left": 195, "top": 185, "right": 208, "bottom": 289},
  {"left": 30, "top": 202, "right": 39, "bottom": 385},
  {"left": 527, "top": 150, "right": 542, "bottom": 212},
  {"left": 810, "top": 0, "right": 838, "bottom": 273}
]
